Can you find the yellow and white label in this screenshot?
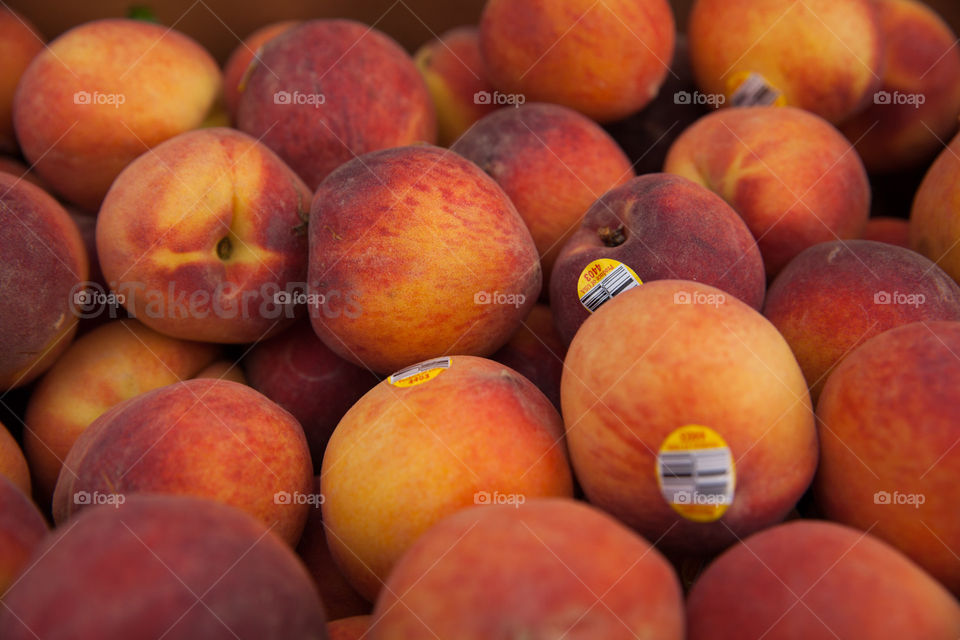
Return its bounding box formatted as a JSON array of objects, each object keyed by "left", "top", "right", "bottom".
[
  {"left": 727, "top": 72, "right": 787, "bottom": 108},
  {"left": 577, "top": 259, "right": 642, "bottom": 313},
  {"left": 656, "top": 425, "right": 735, "bottom": 523},
  {"left": 388, "top": 357, "right": 451, "bottom": 388}
]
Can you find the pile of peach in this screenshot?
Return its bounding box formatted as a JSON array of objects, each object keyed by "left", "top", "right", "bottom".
[{"left": 1, "top": 0, "right": 960, "bottom": 638}]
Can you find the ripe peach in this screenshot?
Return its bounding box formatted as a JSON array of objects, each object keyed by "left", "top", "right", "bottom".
[
  {"left": 688, "top": 0, "right": 884, "bottom": 124},
  {"left": 0, "top": 172, "right": 87, "bottom": 390},
  {"left": 762, "top": 240, "right": 960, "bottom": 402},
  {"left": 321, "top": 356, "right": 573, "bottom": 600},
  {"left": 222, "top": 21, "right": 298, "bottom": 118},
  {"left": 0, "top": 8, "right": 42, "bottom": 154},
  {"left": 0, "top": 476, "right": 47, "bottom": 596},
  {"left": 0, "top": 495, "right": 327, "bottom": 639},
  {"left": 328, "top": 616, "right": 371, "bottom": 640},
  {"left": 686, "top": 520, "right": 960, "bottom": 639},
  {"left": 450, "top": 102, "right": 634, "bottom": 286},
  {"left": 479, "top": 0, "right": 676, "bottom": 122},
  {"left": 96, "top": 127, "right": 312, "bottom": 343},
  {"left": 414, "top": 26, "right": 497, "bottom": 146},
  {"left": 815, "top": 321, "right": 960, "bottom": 594},
  {"left": 862, "top": 216, "right": 910, "bottom": 247},
  {"left": 52, "top": 379, "right": 313, "bottom": 546},
  {"left": 562, "top": 280, "right": 816, "bottom": 555},
  {"left": 911, "top": 130, "right": 960, "bottom": 284},
  {"left": 308, "top": 145, "right": 540, "bottom": 374},
  {"left": 13, "top": 18, "right": 221, "bottom": 210},
  {"left": 492, "top": 304, "right": 565, "bottom": 411},
  {"left": 236, "top": 19, "right": 436, "bottom": 190},
  {"left": 840, "top": 0, "right": 960, "bottom": 173},
  {"left": 194, "top": 360, "right": 247, "bottom": 384},
  {"left": 0, "top": 156, "right": 45, "bottom": 189},
  {"left": 24, "top": 319, "right": 219, "bottom": 501},
  {"left": 665, "top": 106, "right": 870, "bottom": 276},
  {"left": 370, "top": 499, "right": 684, "bottom": 639},
  {"left": 0, "top": 421, "right": 29, "bottom": 496}
]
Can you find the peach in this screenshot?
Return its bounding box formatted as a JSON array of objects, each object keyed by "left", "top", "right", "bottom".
[
  {"left": 0, "top": 476, "right": 47, "bottom": 596},
  {"left": 0, "top": 421, "right": 29, "bottom": 496},
  {"left": 0, "top": 172, "right": 87, "bottom": 390},
  {"left": 321, "top": 356, "right": 573, "bottom": 600},
  {"left": 24, "top": 319, "right": 219, "bottom": 502},
  {"left": 308, "top": 145, "right": 540, "bottom": 374},
  {"left": 911, "top": 130, "right": 960, "bottom": 284},
  {"left": 0, "top": 155, "right": 45, "bottom": 189},
  {"left": 222, "top": 21, "right": 298, "bottom": 119},
  {"left": 369, "top": 499, "right": 684, "bottom": 639},
  {"left": 492, "top": 303, "right": 565, "bottom": 411},
  {"left": 236, "top": 19, "right": 436, "bottom": 190},
  {"left": 814, "top": 321, "right": 960, "bottom": 594},
  {"left": 0, "top": 9, "right": 42, "bottom": 154},
  {"left": 96, "top": 127, "right": 312, "bottom": 343},
  {"left": 328, "top": 616, "right": 370, "bottom": 640},
  {"left": 414, "top": 26, "right": 498, "bottom": 146},
  {"left": 840, "top": 0, "right": 960, "bottom": 173},
  {"left": 13, "top": 18, "right": 221, "bottom": 211},
  {"left": 52, "top": 379, "right": 313, "bottom": 546},
  {"left": 763, "top": 240, "right": 960, "bottom": 402},
  {"left": 688, "top": 0, "right": 883, "bottom": 124},
  {"left": 246, "top": 320, "right": 379, "bottom": 469},
  {"left": 550, "top": 173, "right": 765, "bottom": 345},
  {"left": 194, "top": 359, "right": 247, "bottom": 384},
  {"left": 0, "top": 495, "right": 327, "bottom": 639},
  {"left": 665, "top": 107, "right": 870, "bottom": 276},
  {"left": 450, "top": 102, "right": 634, "bottom": 285},
  {"left": 862, "top": 216, "right": 910, "bottom": 247},
  {"left": 562, "top": 280, "right": 816, "bottom": 556},
  {"left": 686, "top": 520, "right": 960, "bottom": 639},
  {"left": 479, "top": 0, "right": 675, "bottom": 123}
]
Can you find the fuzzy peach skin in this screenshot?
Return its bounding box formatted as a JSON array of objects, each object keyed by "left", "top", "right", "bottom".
[
  {"left": 0, "top": 495, "right": 327, "bottom": 640},
  {"left": 0, "top": 476, "right": 47, "bottom": 597},
  {"left": 911, "top": 131, "right": 960, "bottom": 284},
  {"left": 763, "top": 240, "right": 960, "bottom": 402},
  {"left": 549, "top": 173, "right": 766, "bottom": 345},
  {"left": 562, "top": 280, "right": 817, "bottom": 556},
  {"left": 479, "top": 0, "right": 675, "bottom": 123},
  {"left": 492, "top": 303, "right": 566, "bottom": 411},
  {"left": 0, "top": 422, "right": 31, "bottom": 499},
  {"left": 96, "top": 127, "right": 311, "bottom": 343},
  {"left": 0, "top": 9, "right": 42, "bottom": 154},
  {"left": 414, "top": 26, "right": 498, "bottom": 146},
  {"left": 840, "top": 0, "right": 960, "bottom": 173},
  {"left": 321, "top": 356, "right": 573, "bottom": 601},
  {"left": 222, "top": 21, "right": 299, "bottom": 119},
  {"left": 688, "top": 0, "right": 883, "bottom": 124},
  {"left": 862, "top": 216, "right": 910, "bottom": 247},
  {"left": 369, "top": 500, "right": 684, "bottom": 640},
  {"left": 237, "top": 19, "right": 436, "bottom": 191},
  {"left": 451, "top": 102, "right": 634, "bottom": 285},
  {"left": 665, "top": 106, "right": 870, "bottom": 277},
  {"left": 52, "top": 379, "right": 313, "bottom": 546},
  {"left": 328, "top": 616, "right": 370, "bottom": 640},
  {"left": 13, "top": 19, "right": 221, "bottom": 211},
  {"left": 814, "top": 321, "right": 960, "bottom": 595},
  {"left": 308, "top": 145, "right": 540, "bottom": 374},
  {"left": 24, "top": 319, "right": 219, "bottom": 502},
  {"left": 0, "top": 172, "right": 87, "bottom": 390},
  {"left": 686, "top": 520, "right": 960, "bottom": 639}
]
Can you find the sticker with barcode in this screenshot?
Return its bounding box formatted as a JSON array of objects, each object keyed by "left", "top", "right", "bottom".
[
  {"left": 388, "top": 356, "right": 451, "bottom": 388},
  {"left": 577, "top": 259, "right": 642, "bottom": 313},
  {"left": 656, "top": 425, "right": 735, "bottom": 523},
  {"left": 728, "top": 71, "right": 786, "bottom": 108}
]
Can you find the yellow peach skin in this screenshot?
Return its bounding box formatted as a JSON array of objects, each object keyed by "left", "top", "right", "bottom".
[
  {"left": 222, "top": 21, "right": 299, "bottom": 119},
  {"left": 0, "top": 422, "right": 30, "bottom": 496},
  {"left": 911, "top": 131, "right": 960, "bottom": 285},
  {"left": 13, "top": 19, "right": 221, "bottom": 211}
]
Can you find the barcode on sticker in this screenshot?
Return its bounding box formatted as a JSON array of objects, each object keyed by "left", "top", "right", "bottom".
[
  {"left": 658, "top": 448, "right": 734, "bottom": 504},
  {"left": 579, "top": 265, "right": 640, "bottom": 312},
  {"left": 731, "top": 73, "right": 782, "bottom": 107},
  {"left": 388, "top": 357, "right": 451, "bottom": 384}
]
